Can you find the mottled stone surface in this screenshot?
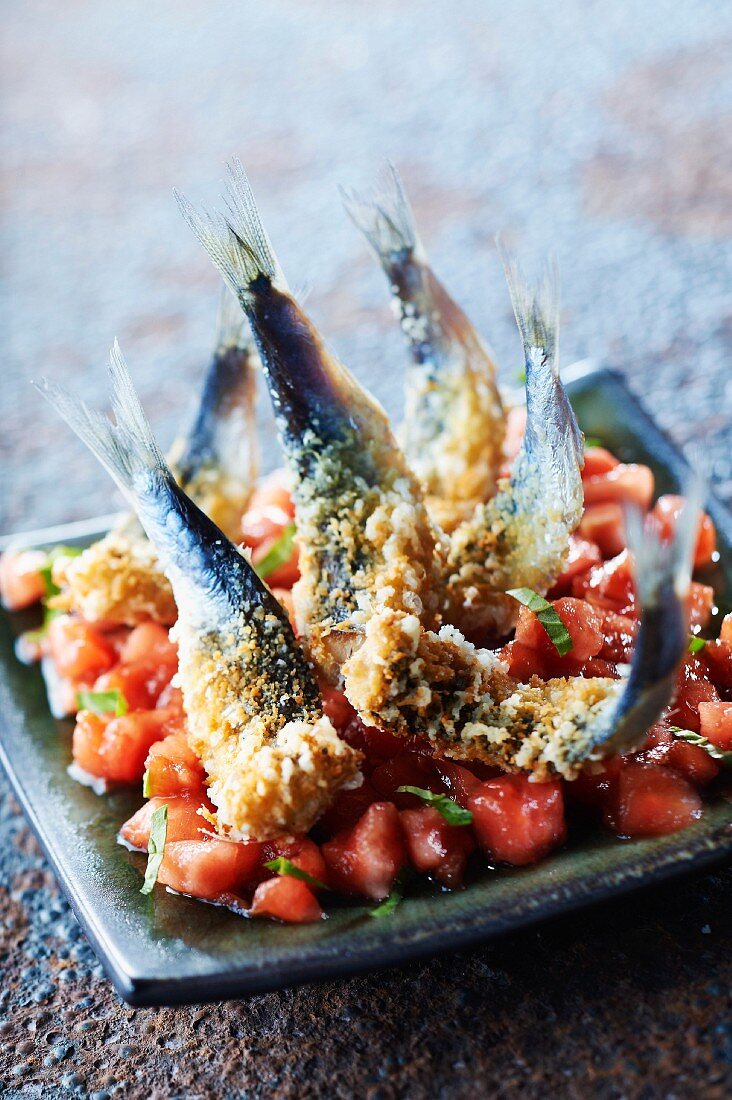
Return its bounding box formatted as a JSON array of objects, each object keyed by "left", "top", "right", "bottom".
[{"left": 1, "top": 1, "right": 731, "bottom": 1096}]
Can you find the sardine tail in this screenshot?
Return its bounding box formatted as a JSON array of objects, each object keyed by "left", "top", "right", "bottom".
[
  {"left": 497, "top": 242, "right": 560, "bottom": 371},
  {"left": 340, "top": 162, "right": 419, "bottom": 262},
  {"left": 175, "top": 159, "right": 284, "bottom": 301},
  {"left": 34, "top": 340, "right": 168, "bottom": 506},
  {"left": 215, "top": 283, "right": 248, "bottom": 352}
]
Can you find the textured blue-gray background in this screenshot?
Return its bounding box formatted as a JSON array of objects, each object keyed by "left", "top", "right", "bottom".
[{"left": 1, "top": 2, "right": 731, "bottom": 1096}]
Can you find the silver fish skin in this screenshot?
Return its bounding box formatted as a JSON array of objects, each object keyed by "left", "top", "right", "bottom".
[
  {"left": 35, "top": 345, "right": 360, "bottom": 839},
  {"left": 341, "top": 165, "right": 505, "bottom": 529},
  {"left": 176, "top": 161, "right": 442, "bottom": 682},
  {"left": 444, "top": 250, "right": 585, "bottom": 641}
]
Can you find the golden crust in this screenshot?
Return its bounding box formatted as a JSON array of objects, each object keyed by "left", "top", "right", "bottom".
[{"left": 51, "top": 530, "right": 177, "bottom": 626}]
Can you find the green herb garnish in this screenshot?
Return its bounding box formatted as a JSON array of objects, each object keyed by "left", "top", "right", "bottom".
[
  {"left": 688, "top": 635, "right": 707, "bottom": 654},
  {"left": 142, "top": 769, "right": 152, "bottom": 798},
  {"left": 583, "top": 436, "right": 603, "bottom": 449},
  {"left": 670, "top": 727, "right": 732, "bottom": 769},
  {"left": 76, "top": 689, "right": 128, "bottom": 717},
  {"left": 369, "top": 869, "right": 411, "bottom": 918},
  {"left": 396, "top": 785, "right": 473, "bottom": 826},
  {"left": 38, "top": 544, "right": 83, "bottom": 598},
  {"left": 507, "top": 587, "right": 573, "bottom": 656},
  {"left": 141, "top": 804, "right": 168, "bottom": 895},
  {"left": 516, "top": 368, "right": 526, "bottom": 385},
  {"left": 255, "top": 523, "right": 296, "bottom": 581},
  {"left": 264, "top": 856, "right": 327, "bottom": 891}
]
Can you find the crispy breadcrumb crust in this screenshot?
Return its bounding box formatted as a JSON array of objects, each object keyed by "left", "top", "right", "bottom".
[
  {"left": 343, "top": 607, "right": 619, "bottom": 781},
  {"left": 173, "top": 605, "right": 361, "bottom": 839},
  {"left": 51, "top": 529, "right": 177, "bottom": 626}
]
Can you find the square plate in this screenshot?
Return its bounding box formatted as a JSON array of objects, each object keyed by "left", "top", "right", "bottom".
[{"left": 1, "top": 365, "right": 730, "bottom": 1006}]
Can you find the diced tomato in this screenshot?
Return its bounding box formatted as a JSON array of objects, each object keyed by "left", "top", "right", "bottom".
[
  {"left": 144, "top": 731, "right": 206, "bottom": 797},
  {"left": 159, "top": 838, "right": 263, "bottom": 901},
  {"left": 433, "top": 759, "right": 484, "bottom": 808},
  {"left": 272, "top": 586, "right": 296, "bottom": 626},
  {"left": 93, "top": 658, "right": 175, "bottom": 712},
  {"left": 515, "top": 597, "right": 603, "bottom": 663},
  {"left": 582, "top": 446, "right": 620, "bottom": 479},
  {"left": 573, "top": 550, "right": 637, "bottom": 617},
  {"left": 582, "top": 463, "right": 654, "bottom": 509},
  {"left": 156, "top": 682, "right": 184, "bottom": 712},
  {"left": 548, "top": 535, "right": 602, "bottom": 597},
  {"left": 468, "top": 775, "right": 566, "bottom": 866},
  {"left": 0, "top": 549, "right": 48, "bottom": 610},
  {"left": 400, "top": 806, "right": 475, "bottom": 888},
  {"left": 603, "top": 762, "right": 702, "bottom": 837},
  {"left": 503, "top": 405, "right": 526, "bottom": 463},
  {"left": 263, "top": 835, "right": 328, "bottom": 886},
  {"left": 47, "top": 615, "right": 117, "bottom": 682},
  {"left": 567, "top": 756, "right": 622, "bottom": 811},
  {"left": 249, "top": 877, "right": 323, "bottom": 923},
  {"left": 251, "top": 533, "right": 300, "bottom": 589},
  {"left": 578, "top": 503, "right": 626, "bottom": 559},
  {"left": 315, "top": 778, "right": 379, "bottom": 838},
  {"left": 637, "top": 724, "right": 719, "bottom": 787},
  {"left": 597, "top": 609, "right": 638, "bottom": 663},
  {"left": 701, "top": 639, "right": 732, "bottom": 694},
  {"left": 119, "top": 622, "right": 177, "bottom": 668},
  {"left": 322, "top": 802, "right": 406, "bottom": 899},
  {"left": 499, "top": 640, "right": 539, "bottom": 681},
  {"left": 371, "top": 751, "right": 442, "bottom": 808},
  {"left": 686, "top": 582, "right": 715, "bottom": 632},
  {"left": 120, "top": 795, "right": 213, "bottom": 850},
  {"left": 665, "top": 655, "right": 720, "bottom": 732},
  {"left": 341, "top": 717, "right": 406, "bottom": 767},
  {"left": 320, "top": 686, "right": 355, "bottom": 732},
  {"left": 651, "top": 495, "right": 717, "bottom": 570},
  {"left": 240, "top": 469, "right": 295, "bottom": 548},
  {"left": 721, "top": 614, "right": 732, "bottom": 644},
  {"left": 698, "top": 701, "right": 732, "bottom": 749},
  {"left": 73, "top": 706, "right": 181, "bottom": 782}
]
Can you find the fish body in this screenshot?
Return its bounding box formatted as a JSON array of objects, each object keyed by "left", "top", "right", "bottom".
[
  {"left": 37, "top": 347, "right": 360, "bottom": 839},
  {"left": 341, "top": 166, "right": 505, "bottom": 531}
]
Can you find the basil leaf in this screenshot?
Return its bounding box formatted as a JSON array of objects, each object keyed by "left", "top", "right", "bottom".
[
  {"left": 670, "top": 727, "right": 732, "bottom": 769},
  {"left": 507, "top": 587, "right": 574, "bottom": 656},
  {"left": 688, "top": 635, "right": 706, "bottom": 654},
  {"left": 76, "top": 689, "right": 128, "bottom": 717},
  {"left": 396, "top": 785, "right": 473, "bottom": 826},
  {"left": 142, "top": 769, "right": 152, "bottom": 799},
  {"left": 140, "top": 804, "right": 168, "bottom": 895},
  {"left": 39, "top": 545, "right": 84, "bottom": 599},
  {"left": 369, "top": 869, "right": 411, "bottom": 918},
  {"left": 583, "top": 436, "right": 603, "bottom": 449},
  {"left": 255, "top": 523, "right": 297, "bottom": 581},
  {"left": 516, "top": 368, "right": 526, "bottom": 385},
  {"left": 263, "top": 856, "right": 327, "bottom": 891}
]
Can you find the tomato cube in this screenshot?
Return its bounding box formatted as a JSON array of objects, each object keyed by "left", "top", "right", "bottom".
[
  {"left": 263, "top": 835, "right": 328, "bottom": 886},
  {"left": 637, "top": 724, "right": 719, "bottom": 787},
  {"left": 144, "top": 731, "right": 206, "bottom": 797},
  {"left": 578, "top": 503, "right": 626, "bottom": 559},
  {"left": 665, "top": 656, "right": 720, "bottom": 733},
  {"left": 371, "top": 751, "right": 442, "bottom": 808},
  {"left": 433, "top": 759, "right": 484, "bottom": 808},
  {"left": 0, "top": 549, "right": 48, "bottom": 610},
  {"left": 73, "top": 706, "right": 180, "bottom": 783},
  {"left": 686, "top": 582, "right": 714, "bottom": 632},
  {"left": 250, "top": 877, "right": 324, "bottom": 923},
  {"left": 119, "top": 795, "right": 213, "bottom": 850},
  {"left": 515, "top": 597, "right": 603, "bottom": 663},
  {"left": 720, "top": 614, "right": 732, "bottom": 644},
  {"left": 93, "top": 658, "right": 175, "bottom": 712},
  {"left": 159, "top": 838, "right": 263, "bottom": 901},
  {"left": 603, "top": 762, "right": 702, "bottom": 837},
  {"left": 119, "top": 622, "right": 177, "bottom": 668},
  {"left": 573, "top": 551, "right": 637, "bottom": 617},
  {"left": 698, "top": 701, "right": 732, "bottom": 749},
  {"left": 315, "top": 779, "right": 379, "bottom": 838},
  {"left": 701, "top": 639, "right": 732, "bottom": 693},
  {"left": 400, "top": 806, "right": 476, "bottom": 887},
  {"left": 548, "top": 535, "right": 602, "bottom": 597},
  {"left": 48, "top": 615, "right": 117, "bottom": 682},
  {"left": 582, "top": 463, "right": 654, "bottom": 509},
  {"left": 597, "top": 610, "right": 638, "bottom": 664},
  {"left": 320, "top": 686, "right": 355, "bottom": 732},
  {"left": 651, "top": 495, "right": 717, "bottom": 570},
  {"left": 468, "top": 775, "right": 566, "bottom": 865},
  {"left": 322, "top": 802, "right": 406, "bottom": 899},
  {"left": 582, "top": 446, "right": 620, "bottom": 478}
]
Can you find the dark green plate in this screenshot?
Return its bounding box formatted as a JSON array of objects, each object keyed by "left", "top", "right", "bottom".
[{"left": 1, "top": 365, "right": 730, "bottom": 1006}]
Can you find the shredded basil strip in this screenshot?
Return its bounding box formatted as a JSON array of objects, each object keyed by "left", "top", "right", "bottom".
[
  {"left": 264, "top": 857, "right": 327, "bottom": 891},
  {"left": 76, "top": 689, "right": 128, "bottom": 717},
  {"left": 255, "top": 523, "right": 296, "bottom": 581},
  {"left": 516, "top": 368, "right": 527, "bottom": 385},
  {"left": 688, "top": 635, "right": 707, "bottom": 654},
  {"left": 670, "top": 727, "right": 732, "bottom": 769},
  {"left": 141, "top": 804, "right": 168, "bottom": 895},
  {"left": 369, "top": 869, "right": 412, "bottom": 918},
  {"left": 396, "top": 785, "right": 473, "bottom": 826},
  {"left": 142, "top": 769, "right": 152, "bottom": 799},
  {"left": 507, "top": 587, "right": 574, "bottom": 656},
  {"left": 583, "top": 436, "right": 603, "bottom": 449},
  {"left": 23, "top": 605, "right": 63, "bottom": 644}
]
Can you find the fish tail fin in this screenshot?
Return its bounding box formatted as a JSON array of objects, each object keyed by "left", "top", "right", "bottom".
[
  {"left": 215, "top": 283, "right": 249, "bottom": 352},
  {"left": 340, "top": 162, "right": 420, "bottom": 264},
  {"left": 33, "top": 340, "right": 170, "bottom": 506},
  {"left": 175, "top": 158, "right": 286, "bottom": 302},
  {"left": 497, "top": 241, "right": 560, "bottom": 371}
]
